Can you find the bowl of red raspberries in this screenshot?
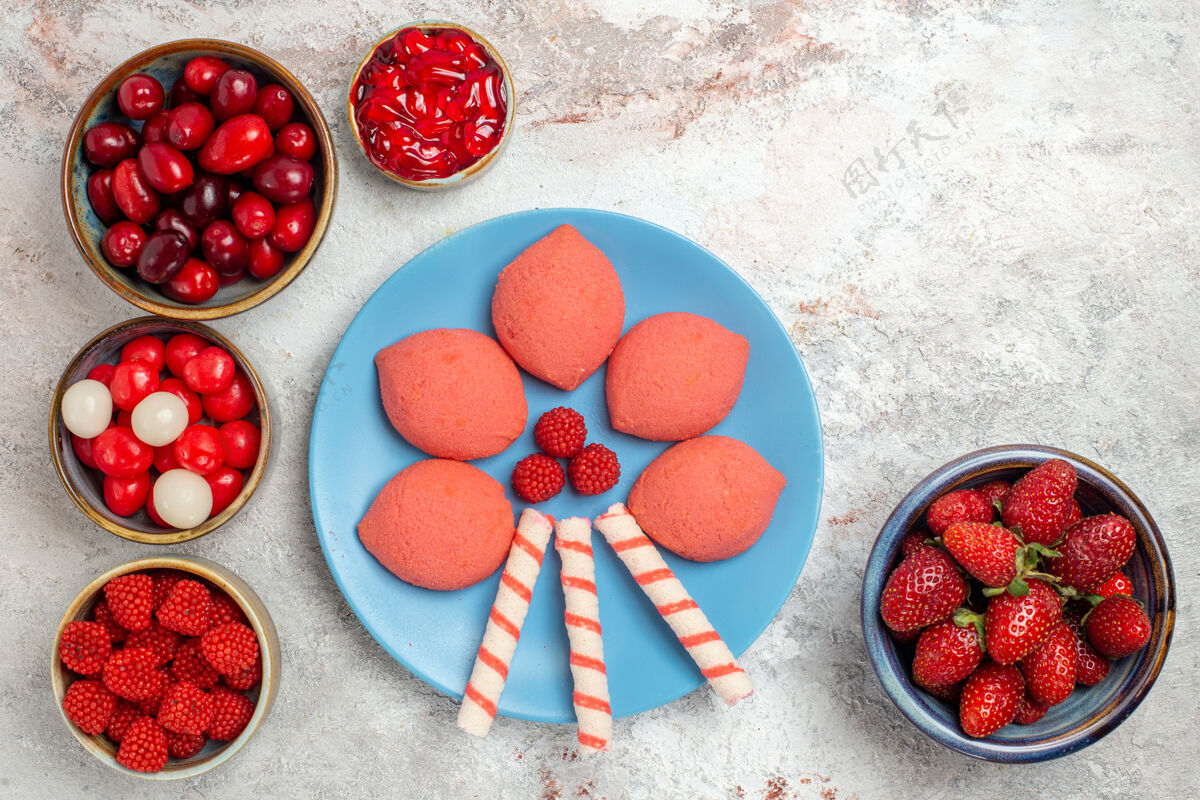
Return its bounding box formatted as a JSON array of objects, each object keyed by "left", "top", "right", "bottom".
[
  {"left": 861, "top": 445, "right": 1175, "bottom": 762},
  {"left": 52, "top": 556, "right": 279, "bottom": 778}
]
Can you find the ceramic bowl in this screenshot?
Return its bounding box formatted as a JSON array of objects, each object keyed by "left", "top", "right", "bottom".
[
  {"left": 347, "top": 21, "right": 515, "bottom": 190},
  {"left": 51, "top": 555, "right": 280, "bottom": 779},
  {"left": 861, "top": 444, "right": 1175, "bottom": 762},
  {"left": 49, "top": 316, "right": 272, "bottom": 544},
  {"left": 61, "top": 39, "right": 337, "bottom": 319}
]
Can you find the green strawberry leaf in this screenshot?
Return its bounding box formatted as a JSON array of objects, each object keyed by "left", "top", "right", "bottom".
[{"left": 1007, "top": 576, "right": 1030, "bottom": 597}]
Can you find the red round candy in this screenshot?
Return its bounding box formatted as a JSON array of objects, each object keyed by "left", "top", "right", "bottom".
[
  {"left": 117, "top": 409, "right": 133, "bottom": 428},
  {"left": 109, "top": 360, "right": 160, "bottom": 411},
  {"left": 166, "top": 102, "right": 215, "bottom": 151},
  {"left": 104, "top": 471, "right": 151, "bottom": 516},
  {"left": 173, "top": 424, "right": 225, "bottom": 475},
  {"left": 247, "top": 238, "right": 285, "bottom": 280},
  {"left": 145, "top": 482, "right": 170, "bottom": 527},
  {"left": 253, "top": 84, "right": 294, "bottom": 131},
  {"left": 219, "top": 420, "right": 260, "bottom": 470},
  {"left": 117, "top": 73, "right": 165, "bottom": 120},
  {"left": 153, "top": 443, "right": 180, "bottom": 473},
  {"left": 182, "top": 346, "right": 236, "bottom": 394},
  {"left": 141, "top": 111, "right": 171, "bottom": 144},
  {"left": 101, "top": 221, "right": 147, "bottom": 268},
  {"left": 164, "top": 258, "right": 219, "bottom": 304},
  {"left": 86, "top": 363, "right": 116, "bottom": 386},
  {"left": 158, "top": 377, "right": 203, "bottom": 425},
  {"left": 120, "top": 335, "right": 166, "bottom": 372},
  {"left": 205, "top": 466, "right": 245, "bottom": 515},
  {"left": 202, "top": 370, "right": 255, "bottom": 422},
  {"left": 275, "top": 122, "right": 316, "bottom": 161},
  {"left": 183, "top": 56, "right": 231, "bottom": 96},
  {"left": 231, "top": 192, "right": 275, "bottom": 240},
  {"left": 92, "top": 427, "right": 154, "bottom": 478},
  {"left": 164, "top": 333, "right": 208, "bottom": 377},
  {"left": 73, "top": 432, "right": 100, "bottom": 469}
]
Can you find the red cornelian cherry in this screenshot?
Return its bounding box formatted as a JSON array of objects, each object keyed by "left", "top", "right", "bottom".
[
  {"left": 201, "top": 220, "right": 250, "bottom": 277},
  {"left": 173, "top": 424, "right": 226, "bottom": 475},
  {"left": 184, "top": 56, "right": 231, "bottom": 95},
  {"left": 102, "top": 222, "right": 147, "bottom": 268},
  {"left": 199, "top": 114, "right": 273, "bottom": 174},
  {"left": 218, "top": 420, "right": 260, "bottom": 469},
  {"left": 247, "top": 238, "right": 284, "bottom": 279},
  {"left": 87, "top": 169, "right": 122, "bottom": 225},
  {"left": 83, "top": 122, "right": 141, "bottom": 167},
  {"left": 167, "top": 102, "right": 215, "bottom": 151},
  {"left": 164, "top": 333, "right": 208, "bottom": 377},
  {"left": 92, "top": 427, "right": 154, "bottom": 477},
  {"left": 231, "top": 192, "right": 275, "bottom": 239},
  {"left": 182, "top": 346, "right": 236, "bottom": 394},
  {"left": 141, "top": 111, "right": 171, "bottom": 144},
  {"left": 109, "top": 360, "right": 160, "bottom": 411},
  {"left": 253, "top": 84, "right": 294, "bottom": 130},
  {"left": 153, "top": 209, "right": 200, "bottom": 252},
  {"left": 275, "top": 122, "right": 316, "bottom": 160},
  {"left": 252, "top": 155, "right": 313, "bottom": 204},
  {"left": 137, "top": 231, "right": 190, "bottom": 284},
  {"left": 116, "top": 74, "right": 165, "bottom": 120},
  {"left": 112, "top": 158, "right": 160, "bottom": 224},
  {"left": 169, "top": 76, "right": 202, "bottom": 108},
  {"left": 164, "top": 258, "right": 219, "bottom": 304},
  {"left": 120, "top": 335, "right": 166, "bottom": 372},
  {"left": 137, "top": 142, "right": 194, "bottom": 194},
  {"left": 210, "top": 70, "right": 258, "bottom": 121},
  {"left": 269, "top": 199, "right": 315, "bottom": 252}
]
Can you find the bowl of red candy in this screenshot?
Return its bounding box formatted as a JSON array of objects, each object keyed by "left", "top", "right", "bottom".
[
  {"left": 348, "top": 22, "right": 514, "bottom": 190},
  {"left": 52, "top": 555, "right": 279, "bottom": 778},
  {"left": 50, "top": 316, "right": 271, "bottom": 544},
  {"left": 62, "top": 39, "right": 337, "bottom": 319},
  {"left": 861, "top": 445, "right": 1175, "bottom": 762}
]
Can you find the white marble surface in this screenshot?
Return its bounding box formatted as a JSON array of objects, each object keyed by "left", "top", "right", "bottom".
[{"left": 3, "top": 0, "right": 1198, "bottom": 797}]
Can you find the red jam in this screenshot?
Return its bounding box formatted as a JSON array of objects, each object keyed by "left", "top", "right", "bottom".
[{"left": 352, "top": 27, "right": 508, "bottom": 181}]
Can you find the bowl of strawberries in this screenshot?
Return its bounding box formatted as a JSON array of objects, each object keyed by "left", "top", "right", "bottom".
[{"left": 861, "top": 444, "right": 1175, "bottom": 762}]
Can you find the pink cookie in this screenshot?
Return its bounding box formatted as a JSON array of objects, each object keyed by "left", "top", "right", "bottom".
[
  {"left": 491, "top": 225, "right": 624, "bottom": 390},
  {"left": 605, "top": 312, "right": 749, "bottom": 441},
  {"left": 358, "top": 459, "right": 515, "bottom": 591},
  {"left": 375, "top": 328, "right": 526, "bottom": 460},
  {"left": 628, "top": 436, "right": 785, "bottom": 562}
]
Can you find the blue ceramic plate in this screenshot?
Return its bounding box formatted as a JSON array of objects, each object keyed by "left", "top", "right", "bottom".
[{"left": 309, "top": 208, "right": 824, "bottom": 722}]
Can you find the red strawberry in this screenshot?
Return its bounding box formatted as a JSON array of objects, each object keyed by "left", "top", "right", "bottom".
[
  {"left": 1096, "top": 571, "right": 1133, "bottom": 598},
  {"left": 156, "top": 579, "right": 214, "bottom": 636},
  {"left": 125, "top": 623, "right": 182, "bottom": 667},
  {"left": 208, "top": 591, "right": 248, "bottom": 627},
  {"left": 171, "top": 638, "right": 220, "bottom": 689},
  {"left": 925, "top": 680, "right": 963, "bottom": 703},
  {"left": 92, "top": 600, "right": 128, "bottom": 644},
  {"left": 911, "top": 618, "right": 984, "bottom": 690},
  {"left": 62, "top": 679, "right": 118, "bottom": 735},
  {"left": 102, "top": 647, "right": 166, "bottom": 701},
  {"left": 223, "top": 653, "right": 262, "bottom": 691},
  {"left": 960, "top": 662, "right": 1024, "bottom": 738},
  {"left": 975, "top": 480, "right": 1011, "bottom": 511},
  {"left": 116, "top": 716, "right": 168, "bottom": 773},
  {"left": 1046, "top": 514, "right": 1136, "bottom": 593},
  {"left": 890, "top": 625, "right": 923, "bottom": 643},
  {"left": 941, "top": 521, "right": 1023, "bottom": 589},
  {"left": 1020, "top": 623, "right": 1076, "bottom": 706},
  {"left": 1013, "top": 694, "right": 1049, "bottom": 725},
  {"left": 1063, "top": 606, "right": 1110, "bottom": 685},
  {"left": 900, "top": 531, "right": 932, "bottom": 558},
  {"left": 1064, "top": 499, "right": 1083, "bottom": 527},
  {"left": 59, "top": 620, "right": 112, "bottom": 675},
  {"left": 103, "top": 573, "right": 155, "bottom": 632},
  {"left": 105, "top": 701, "right": 140, "bottom": 743},
  {"left": 511, "top": 453, "right": 566, "bottom": 504},
  {"left": 534, "top": 407, "right": 587, "bottom": 458},
  {"left": 880, "top": 546, "right": 967, "bottom": 633},
  {"left": 1001, "top": 459, "right": 1077, "bottom": 545},
  {"left": 567, "top": 443, "right": 621, "bottom": 495},
  {"left": 149, "top": 569, "right": 188, "bottom": 610},
  {"left": 1085, "top": 596, "right": 1151, "bottom": 658},
  {"left": 158, "top": 680, "right": 215, "bottom": 735},
  {"left": 984, "top": 579, "right": 1062, "bottom": 664},
  {"left": 926, "top": 489, "right": 993, "bottom": 536},
  {"left": 201, "top": 622, "right": 260, "bottom": 676},
  {"left": 166, "top": 730, "right": 207, "bottom": 758},
  {"left": 207, "top": 686, "right": 255, "bottom": 741}
]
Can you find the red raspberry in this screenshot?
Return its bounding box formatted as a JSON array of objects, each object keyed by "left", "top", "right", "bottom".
[
  {"left": 534, "top": 407, "right": 587, "bottom": 458},
  {"left": 511, "top": 453, "right": 566, "bottom": 503},
  {"left": 207, "top": 686, "right": 255, "bottom": 741},
  {"left": 166, "top": 730, "right": 207, "bottom": 758},
  {"left": 156, "top": 579, "right": 213, "bottom": 636},
  {"left": 222, "top": 653, "right": 262, "bottom": 691},
  {"left": 105, "top": 701, "right": 140, "bottom": 743},
  {"left": 59, "top": 621, "right": 112, "bottom": 675},
  {"left": 102, "top": 647, "right": 164, "bottom": 701},
  {"left": 62, "top": 679, "right": 118, "bottom": 735},
  {"left": 568, "top": 443, "right": 621, "bottom": 495},
  {"left": 201, "top": 622, "right": 260, "bottom": 676},
  {"left": 125, "top": 623, "right": 182, "bottom": 667},
  {"left": 92, "top": 601, "right": 128, "bottom": 644},
  {"left": 149, "top": 569, "right": 188, "bottom": 610},
  {"left": 103, "top": 573, "right": 155, "bottom": 632},
  {"left": 171, "top": 638, "right": 220, "bottom": 689},
  {"left": 158, "top": 680, "right": 215, "bottom": 735},
  {"left": 116, "top": 716, "right": 169, "bottom": 773}
]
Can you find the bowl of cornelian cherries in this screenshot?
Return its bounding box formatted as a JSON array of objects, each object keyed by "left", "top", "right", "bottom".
[
  {"left": 348, "top": 22, "right": 515, "bottom": 189},
  {"left": 52, "top": 556, "right": 279, "bottom": 778},
  {"left": 62, "top": 40, "right": 337, "bottom": 319},
  {"left": 861, "top": 445, "right": 1175, "bottom": 762}
]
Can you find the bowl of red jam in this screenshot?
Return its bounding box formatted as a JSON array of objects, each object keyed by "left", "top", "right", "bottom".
[{"left": 348, "top": 22, "right": 514, "bottom": 190}]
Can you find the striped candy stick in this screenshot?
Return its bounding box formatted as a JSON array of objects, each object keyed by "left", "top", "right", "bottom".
[
  {"left": 595, "top": 503, "right": 754, "bottom": 705},
  {"left": 457, "top": 508, "right": 554, "bottom": 738},
  {"left": 555, "top": 516, "right": 612, "bottom": 753}
]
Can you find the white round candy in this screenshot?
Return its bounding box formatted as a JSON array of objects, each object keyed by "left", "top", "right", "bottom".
[
  {"left": 153, "top": 469, "right": 213, "bottom": 529},
  {"left": 61, "top": 379, "right": 113, "bottom": 439},
  {"left": 131, "top": 391, "right": 189, "bottom": 447}
]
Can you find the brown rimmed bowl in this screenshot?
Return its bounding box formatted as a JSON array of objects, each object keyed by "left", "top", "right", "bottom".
[
  {"left": 49, "top": 316, "right": 272, "bottom": 544},
  {"left": 347, "top": 21, "right": 515, "bottom": 190},
  {"left": 62, "top": 39, "right": 337, "bottom": 319},
  {"left": 861, "top": 444, "right": 1175, "bottom": 762},
  {"left": 52, "top": 555, "right": 280, "bottom": 779}
]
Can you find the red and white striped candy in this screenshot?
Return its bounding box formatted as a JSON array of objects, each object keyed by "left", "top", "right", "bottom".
[
  {"left": 457, "top": 508, "right": 554, "bottom": 738},
  {"left": 555, "top": 516, "right": 612, "bottom": 753},
  {"left": 596, "top": 503, "right": 754, "bottom": 705}
]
